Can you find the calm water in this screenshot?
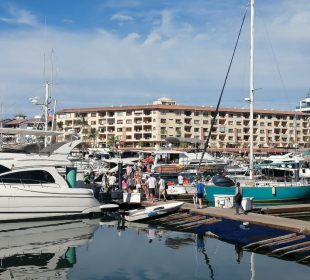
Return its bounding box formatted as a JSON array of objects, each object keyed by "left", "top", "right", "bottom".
[{"left": 0, "top": 218, "right": 309, "bottom": 280}]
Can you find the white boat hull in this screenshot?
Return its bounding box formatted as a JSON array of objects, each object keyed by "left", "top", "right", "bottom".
[
  {"left": 0, "top": 185, "right": 101, "bottom": 221},
  {"left": 166, "top": 184, "right": 196, "bottom": 195}
]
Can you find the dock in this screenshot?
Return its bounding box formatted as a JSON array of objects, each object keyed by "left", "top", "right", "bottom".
[
  {"left": 141, "top": 201, "right": 310, "bottom": 235},
  {"left": 139, "top": 201, "right": 310, "bottom": 264},
  {"left": 187, "top": 203, "right": 310, "bottom": 235}
]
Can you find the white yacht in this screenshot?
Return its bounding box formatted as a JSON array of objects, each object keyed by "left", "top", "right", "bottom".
[
  {"left": 0, "top": 166, "right": 101, "bottom": 221},
  {"left": 0, "top": 138, "right": 83, "bottom": 171},
  {"left": 151, "top": 149, "right": 226, "bottom": 173}
]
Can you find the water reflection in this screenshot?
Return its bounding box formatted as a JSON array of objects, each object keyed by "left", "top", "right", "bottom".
[
  {"left": 235, "top": 244, "right": 244, "bottom": 264},
  {"left": 1, "top": 217, "right": 309, "bottom": 280},
  {"left": 196, "top": 233, "right": 215, "bottom": 280},
  {"left": 0, "top": 219, "right": 98, "bottom": 279}
]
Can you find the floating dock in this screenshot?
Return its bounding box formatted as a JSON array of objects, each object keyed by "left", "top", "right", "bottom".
[{"left": 141, "top": 201, "right": 310, "bottom": 264}]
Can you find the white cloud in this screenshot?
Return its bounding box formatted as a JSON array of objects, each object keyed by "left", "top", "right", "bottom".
[
  {"left": 63, "top": 19, "right": 74, "bottom": 24},
  {"left": 0, "top": 6, "right": 39, "bottom": 27},
  {"left": 111, "top": 13, "right": 134, "bottom": 22},
  {"left": 0, "top": 1, "right": 309, "bottom": 117}
]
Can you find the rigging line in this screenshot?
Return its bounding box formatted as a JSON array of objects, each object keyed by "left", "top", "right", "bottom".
[
  {"left": 260, "top": 12, "right": 291, "bottom": 110},
  {"left": 197, "top": 2, "right": 249, "bottom": 174}
]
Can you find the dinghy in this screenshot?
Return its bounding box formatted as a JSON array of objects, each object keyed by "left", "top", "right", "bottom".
[{"left": 124, "top": 202, "right": 184, "bottom": 222}]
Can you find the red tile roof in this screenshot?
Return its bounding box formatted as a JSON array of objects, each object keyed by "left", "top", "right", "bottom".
[{"left": 57, "top": 103, "right": 306, "bottom": 116}]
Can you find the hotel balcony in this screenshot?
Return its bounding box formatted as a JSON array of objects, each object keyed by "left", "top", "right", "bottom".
[{"left": 143, "top": 117, "right": 152, "bottom": 123}]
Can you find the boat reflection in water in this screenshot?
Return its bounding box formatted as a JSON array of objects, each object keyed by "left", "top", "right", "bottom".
[{"left": 0, "top": 219, "right": 99, "bottom": 279}]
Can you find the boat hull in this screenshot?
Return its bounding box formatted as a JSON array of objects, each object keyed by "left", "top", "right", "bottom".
[
  {"left": 0, "top": 187, "right": 101, "bottom": 221},
  {"left": 204, "top": 185, "right": 310, "bottom": 203}
]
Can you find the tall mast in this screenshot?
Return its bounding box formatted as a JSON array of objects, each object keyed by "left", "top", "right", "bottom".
[
  {"left": 249, "top": 0, "right": 255, "bottom": 179},
  {"left": 44, "top": 81, "right": 50, "bottom": 147}
]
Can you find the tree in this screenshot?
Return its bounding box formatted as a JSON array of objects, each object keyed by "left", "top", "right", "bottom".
[
  {"left": 56, "top": 121, "right": 63, "bottom": 130},
  {"left": 139, "top": 141, "right": 150, "bottom": 147},
  {"left": 179, "top": 142, "right": 189, "bottom": 148},
  {"left": 107, "top": 134, "right": 116, "bottom": 148},
  {"left": 89, "top": 127, "right": 98, "bottom": 147}
]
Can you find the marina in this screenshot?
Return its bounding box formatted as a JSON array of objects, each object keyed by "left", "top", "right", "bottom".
[{"left": 0, "top": 0, "right": 309, "bottom": 279}]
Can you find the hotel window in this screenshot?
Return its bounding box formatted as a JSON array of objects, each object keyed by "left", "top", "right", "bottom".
[
  {"left": 126, "top": 111, "right": 132, "bottom": 116},
  {"left": 194, "top": 128, "right": 199, "bottom": 132},
  {"left": 117, "top": 120, "right": 123, "bottom": 124},
  {"left": 91, "top": 113, "right": 96, "bottom": 117},
  {"left": 126, "top": 120, "right": 132, "bottom": 124},
  {"left": 203, "top": 120, "right": 209, "bottom": 124},
  {"left": 117, "top": 112, "right": 124, "bottom": 116},
  {"left": 117, "top": 128, "right": 122, "bottom": 132},
  {"left": 194, "top": 120, "right": 200, "bottom": 124},
  {"left": 126, "top": 127, "right": 132, "bottom": 131},
  {"left": 91, "top": 121, "right": 96, "bottom": 125}
]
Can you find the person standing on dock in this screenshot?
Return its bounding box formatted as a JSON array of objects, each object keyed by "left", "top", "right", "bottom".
[
  {"left": 195, "top": 177, "right": 205, "bottom": 209},
  {"left": 234, "top": 182, "right": 246, "bottom": 215},
  {"left": 158, "top": 176, "right": 166, "bottom": 202},
  {"left": 178, "top": 174, "right": 184, "bottom": 185},
  {"left": 147, "top": 174, "right": 157, "bottom": 203}
]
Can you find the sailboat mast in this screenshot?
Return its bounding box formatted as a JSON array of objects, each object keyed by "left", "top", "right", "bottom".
[
  {"left": 249, "top": 0, "right": 255, "bottom": 180},
  {"left": 44, "top": 81, "right": 49, "bottom": 147}
]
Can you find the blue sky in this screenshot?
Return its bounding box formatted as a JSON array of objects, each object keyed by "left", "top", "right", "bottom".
[{"left": 0, "top": 0, "right": 309, "bottom": 117}]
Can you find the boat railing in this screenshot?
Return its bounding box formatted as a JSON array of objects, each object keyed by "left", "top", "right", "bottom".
[
  {"left": 0, "top": 178, "right": 61, "bottom": 188},
  {"left": 254, "top": 180, "right": 306, "bottom": 188}
]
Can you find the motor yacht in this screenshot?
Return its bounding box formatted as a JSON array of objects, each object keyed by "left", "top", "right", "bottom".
[{"left": 0, "top": 166, "right": 101, "bottom": 221}]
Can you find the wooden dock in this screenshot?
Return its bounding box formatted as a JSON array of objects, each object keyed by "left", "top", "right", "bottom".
[
  {"left": 186, "top": 203, "right": 310, "bottom": 235},
  {"left": 142, "top": 201, "right": 310, "bottom": 235},
  {"left": 140, "top": 201, "right": 310, "bottom": 263}
]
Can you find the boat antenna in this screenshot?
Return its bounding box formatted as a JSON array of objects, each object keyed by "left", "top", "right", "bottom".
[{"left": 197, "top": 3, "right": 249, "bottom": 174}]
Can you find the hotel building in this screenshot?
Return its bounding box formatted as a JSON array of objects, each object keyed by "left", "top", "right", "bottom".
[{"left": 55, "top": 97, "right": 309, "bottom": 151}]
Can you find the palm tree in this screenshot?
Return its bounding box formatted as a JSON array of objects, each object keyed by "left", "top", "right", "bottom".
[
  {"left": 89, "top": 127, "right": 98, "bottom": 147},
  {"left": 56, "top": 121, "right": 63, "bottom": 130}
]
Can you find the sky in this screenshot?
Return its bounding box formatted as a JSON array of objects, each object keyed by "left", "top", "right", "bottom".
[{"left": 0, "top": 0, "right": 309, "bottom": 118}]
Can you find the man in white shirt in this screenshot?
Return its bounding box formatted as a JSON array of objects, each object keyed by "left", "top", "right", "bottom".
[
  {"left": 147, "top": 174, "right": 157, "bottom": 203},
  {"left": 158, "top": 176, "right": 166, "bottom": 201},
  {"left": 108, "top": 173, "right": 117, "bottom": 190},
  {"left": 178, "top": 174, "right": 184, "bottom": 185}
]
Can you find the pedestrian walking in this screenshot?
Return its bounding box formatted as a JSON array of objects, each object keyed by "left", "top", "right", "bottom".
[{"left": 234, "top": 182, "right": 246, "bottom": 215}]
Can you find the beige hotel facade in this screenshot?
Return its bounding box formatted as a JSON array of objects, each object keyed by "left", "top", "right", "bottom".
[{"left": 55, "top": 98, "right": 309, "bottom": 152}]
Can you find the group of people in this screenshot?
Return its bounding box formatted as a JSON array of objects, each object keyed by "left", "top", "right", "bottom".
[{"left": 99, "top": 163, "right": 167, "bottom": 203}]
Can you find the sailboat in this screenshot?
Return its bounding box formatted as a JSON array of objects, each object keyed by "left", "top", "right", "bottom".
[{"left": 204, "top": 0, "right": 310, "bottom": 203}]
